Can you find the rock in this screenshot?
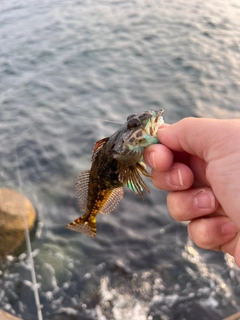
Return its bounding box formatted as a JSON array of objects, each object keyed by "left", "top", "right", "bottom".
[
  {"left": 0, "top": 309, "right": 22, "bottom": 320},
  {"left": 0, "top": 188, "right": 36, "bottom": 257}
]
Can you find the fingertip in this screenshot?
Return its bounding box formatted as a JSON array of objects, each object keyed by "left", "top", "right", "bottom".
[
  {"left": 188, "top": 217, "right": 238, "bottom": 250},
  {"left": 143, "top": 144, "right": 174, "bottom": 171},
  {"left": 152, "top": 163, "right": 194, "bottom": 191},
  {"left": 157, "top": 125, "right": 171, "bottom": 145},
  {"left": 158, "top": 123, "right": 170, "bottom": 130}
]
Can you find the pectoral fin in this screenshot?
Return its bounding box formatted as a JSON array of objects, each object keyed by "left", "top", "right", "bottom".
[
  {"left": 136, "top": 161, "right": 152, "bottom": 178},
  {"left": 127, "top": 180, "right": 143, "bottom": 194},
  {"left": 118, "top": 162, "right": 150, "bottom": 197},
  {"left": 127, "top": 167, "right": 150, "bottom": 197}
]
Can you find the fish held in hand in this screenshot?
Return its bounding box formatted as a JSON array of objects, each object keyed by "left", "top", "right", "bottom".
[{"left": 66, "top": 109, "right": 164, "bottom": 237}]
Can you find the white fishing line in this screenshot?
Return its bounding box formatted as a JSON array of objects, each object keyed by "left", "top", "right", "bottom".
[
  {"left": 64, "top": 115, "right": 123, "bottom": 124},
  {"left": 14, "top": 139, "right": 43, "bottom": 320}
]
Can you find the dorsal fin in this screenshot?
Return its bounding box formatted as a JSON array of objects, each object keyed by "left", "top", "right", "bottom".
[
  {"left": 92, "top": 137, "right": 109, "bottom": 161},
  {"left": 99, "top": 187, "right": 124, "bottom": 214},
  {"left": 75, "top": 170, "right": 90, "bottom": 211}
]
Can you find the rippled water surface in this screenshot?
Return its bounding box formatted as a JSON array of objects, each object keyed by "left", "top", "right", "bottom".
[{"left": 1, "top": 0, "right": 240, "bottom": 319}]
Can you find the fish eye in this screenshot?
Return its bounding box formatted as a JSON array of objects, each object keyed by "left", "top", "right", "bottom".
[
  {"left": 127, "top": 113, "right": 137, "bottom": 121},
  {"left": 127, "top": 117, "right": 141, "bottom": 129}
]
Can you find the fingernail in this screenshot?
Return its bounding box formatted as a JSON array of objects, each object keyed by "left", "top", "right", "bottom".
[
  {"left": 149, "top": 152, "right": 156, "bottom": 169},
  {"left": 221, "top": 222, "right": 238, "bottom": 235},
  {"left": 165, "top": 167, "right": 184, "bottom": 186},
  {"left": 194, "top": 190, "right": 215, "bottom": 209}
]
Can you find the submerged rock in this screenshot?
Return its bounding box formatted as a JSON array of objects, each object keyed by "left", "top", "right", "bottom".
[{"left": 0, "top": 188, "right": 36, "bottom": 257}]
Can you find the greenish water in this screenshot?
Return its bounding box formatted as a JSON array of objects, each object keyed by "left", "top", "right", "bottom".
[{"left": 0, "top": 0, "right": 240, "bottom": 319}]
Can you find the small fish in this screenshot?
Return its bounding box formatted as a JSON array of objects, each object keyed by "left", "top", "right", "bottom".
[{"left": 66, "top": 109, "right": 164, "bottom": 237}]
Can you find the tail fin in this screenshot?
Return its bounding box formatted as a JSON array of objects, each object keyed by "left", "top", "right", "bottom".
[{"left": 66, "top": 215, "right": 96, "bottom": 238}]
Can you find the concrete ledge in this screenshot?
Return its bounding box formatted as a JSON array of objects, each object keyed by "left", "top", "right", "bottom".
[
  {"left": 224, "top": 312, "right": 240, "bottom": 320},
  {"left": 0, "top": 310, "right": 22, "bottom": 320}
]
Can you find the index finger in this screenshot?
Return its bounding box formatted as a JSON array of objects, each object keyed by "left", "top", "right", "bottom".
[{"left": 143, "top": 143, "right": 174, "bottom": 172}]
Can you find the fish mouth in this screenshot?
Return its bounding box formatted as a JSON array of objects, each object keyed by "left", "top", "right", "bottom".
[
  {"left": 154, "top": 109, "right": 164, "bottom": 122},
  {"left": 144, "top": 109, "right": 164, "bottom": 137},
  {"left": 112, "top": 109, "right": 164, "bottom": 164}
]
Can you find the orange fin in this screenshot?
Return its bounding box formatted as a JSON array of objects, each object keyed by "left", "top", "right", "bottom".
[
  {"left": 99, "top": 187, "right": 124, "bottom": 214},
  {"left": 75, "top": 170, "right": 90, "bottom": 211},
  {"left": 66, "top": 216, "right": 96, "bottom": 238},
  {"left": 92, "top": 137, "right": 109, "bottom": 161}
]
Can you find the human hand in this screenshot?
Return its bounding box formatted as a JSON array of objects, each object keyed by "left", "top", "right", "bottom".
[{"left": 144, "top": 118, "right": 240, "bottom": 266}]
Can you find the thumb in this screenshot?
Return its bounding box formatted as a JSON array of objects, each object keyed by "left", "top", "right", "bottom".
[{"left": 157, "top": 117, "right": 236, "bottom": 161}]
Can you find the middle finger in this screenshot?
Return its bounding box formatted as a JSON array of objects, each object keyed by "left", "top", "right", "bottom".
[{"left": 151, "top": 162, "right": 194, "bottom": 190}]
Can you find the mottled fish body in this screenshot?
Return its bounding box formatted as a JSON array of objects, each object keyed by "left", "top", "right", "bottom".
[{"left": 66, "top": 109, "right": 164, "bottom": 237}]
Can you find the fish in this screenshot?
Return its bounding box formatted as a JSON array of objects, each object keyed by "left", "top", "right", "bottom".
[{"left": 66, "top": 109, "right": 164, "bottom": 237}]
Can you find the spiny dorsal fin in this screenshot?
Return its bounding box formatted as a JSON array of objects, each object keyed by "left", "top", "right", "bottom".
[
  {"left": 99, "top": 187, "right": 124, "bottom": 214},
  {"left": 75, "top": 170, "right": 90, "bottom": 211},
  {"left": 92, "top": 137, "right": 109, "bottom": 161}
]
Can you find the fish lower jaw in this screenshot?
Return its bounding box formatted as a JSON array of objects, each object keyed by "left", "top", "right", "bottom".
[
  {"left": 113, "top": 150, "right": 141, "bottom": 164},
  {"left": 127, "top": 135, "right": 159, "bottom": 149}
]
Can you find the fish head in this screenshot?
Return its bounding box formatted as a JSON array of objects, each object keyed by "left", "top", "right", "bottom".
[{"left": 112, "top": 109, "right": 164, "bottom": 165}]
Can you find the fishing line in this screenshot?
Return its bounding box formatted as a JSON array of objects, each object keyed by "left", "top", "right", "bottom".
[
  {"left": 57, "top": 114, "right": 123, "bottom": 124},
  {"left": 13, "top": 127, "right": 43, "bottom": 320},
  {"left": 0, "top": 56, "right": 184, "bottom": 127}
]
